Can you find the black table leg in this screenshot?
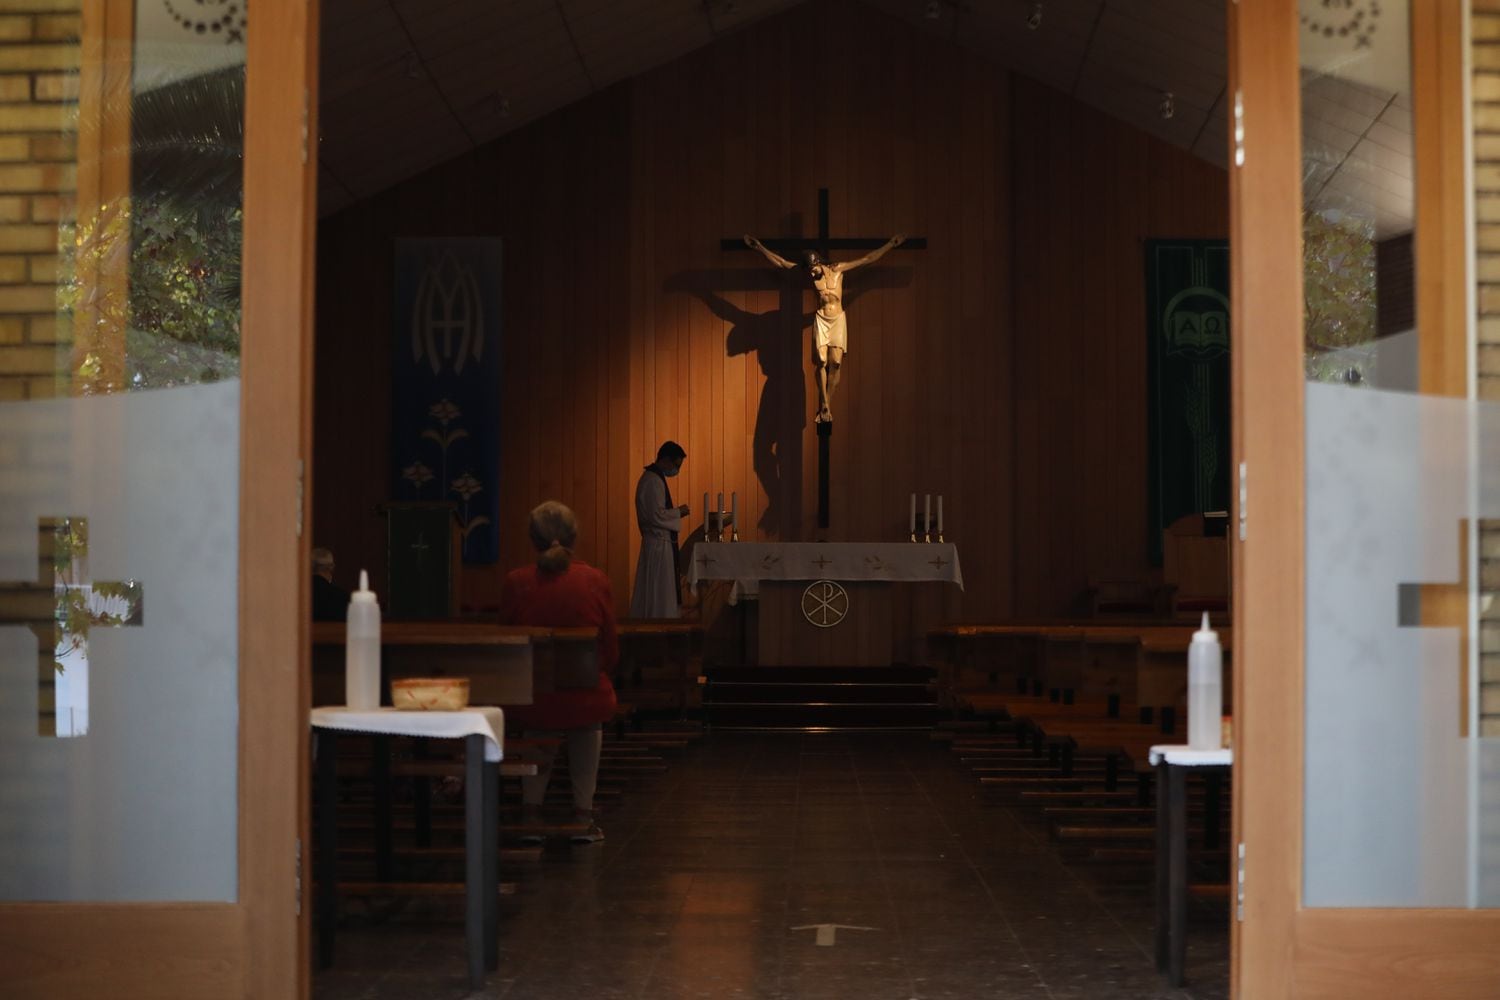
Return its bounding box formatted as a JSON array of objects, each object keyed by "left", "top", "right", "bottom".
[
  {"left": 373, "top": 735, "right": 393, "bottom": 882},
  {"left": 1168, "top": 765, "right": 1188, "bottom": 988},
  {"left": 1154, "top": 761, "right": 1169, "bottom": 973},
  {"left": 1204, "top": 771, "right": 1223, "bottom": 850},
  {"left": 483, "top": 752, "right": 500, "bottom": 971},
  {"left": 413, "top": 740, "right": 432, "bottom": 849},
  {"left": 464, "top": 734, "right": 486, "bottom": 989},
  {"left": 315, "top": 729, "right": 338, "bottom": 969}
]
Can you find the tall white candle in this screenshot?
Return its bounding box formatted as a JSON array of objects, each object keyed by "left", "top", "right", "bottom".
[
  {"left": 703, "top": 492, "right": 709, "bottom": 521},
  {"left": 924, "top": 494, "right": 931, "bottom": 536},
  {"left": 909, "top": 493, "right": 916, "bottom": 534},
  {"left": 717, "top": 491, "right": 724, "bottom": 515},
  {"left": 937, "top": 495, "right": 944, "bottom": 534},
  {"left": 731, "top": 491, "right": 738, "bottom": 526}
]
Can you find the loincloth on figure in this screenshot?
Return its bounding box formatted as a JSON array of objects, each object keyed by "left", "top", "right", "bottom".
[{"left": 813, "top": 311, "right": 848, "bottom": 364}]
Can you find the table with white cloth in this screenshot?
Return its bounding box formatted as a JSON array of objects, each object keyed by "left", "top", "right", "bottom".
[
  {"left": 311, "top": 707, "right": 504, "bottom": 988},
  {"left": 687, "top": 542, "right": 964, "bottom": 666},
  {"left": 1148, "top": 744, "right": 1233, "bottom": 989}
]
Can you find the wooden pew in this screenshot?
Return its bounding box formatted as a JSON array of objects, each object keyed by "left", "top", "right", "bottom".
[
  {"left": 935, "top": 621, "right": 1231, "bottom": 734},
  {"left": 311, "top": 620, "right": 543, "bottom": 707},
  {"left": 928, "top": 623, "right": 1082, "bottom": 713},
  {"left": 616, "top": 620, "right": 704, "bottom": 721},
  {"left": 1135, "top": 627, "right": 1233, "bottom": 730}
]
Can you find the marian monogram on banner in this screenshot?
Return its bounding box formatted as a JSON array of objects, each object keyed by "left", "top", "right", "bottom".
[
  {"left": 392, "top": 239, "right": 504, "bottom": 564},
  {"left": 412, "top": 251, "right": 486, "bottom": 376}
]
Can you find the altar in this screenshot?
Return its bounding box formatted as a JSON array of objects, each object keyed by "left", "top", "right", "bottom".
[{"left": 687, "top": 542, "right": 963, "bottom": 667}]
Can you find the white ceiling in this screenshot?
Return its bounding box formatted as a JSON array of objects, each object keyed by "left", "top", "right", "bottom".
[{"left": 316, "top": 0, "right": 1414, "bottom": 238}]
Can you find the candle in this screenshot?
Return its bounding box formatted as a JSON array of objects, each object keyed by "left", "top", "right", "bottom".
[
  {"left": 717, "top": 491, "right": 724, "bottom": 515},
  {"left": 924, "top": 494, "right": 931, "bottom": 537},
  {"left": 937, "top": 495, "right": 944, "bottom": 535},
  {"left": 731, "top": 491, "right": 738, "bottom": 528},
  {"left": 909, "top": 493, "right": 916, "bottom": 535},
  {"left": 703, "top": 492, "right": 709, "bottom": 527}
]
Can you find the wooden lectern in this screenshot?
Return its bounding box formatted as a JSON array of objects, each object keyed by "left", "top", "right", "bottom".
[{"left": 381, "top": 502, "right": 462, "bottom": 619}]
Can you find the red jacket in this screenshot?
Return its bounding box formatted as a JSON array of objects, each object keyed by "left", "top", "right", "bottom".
[{"left": 498, "top": 560, "right": 618, "bottom": 730}]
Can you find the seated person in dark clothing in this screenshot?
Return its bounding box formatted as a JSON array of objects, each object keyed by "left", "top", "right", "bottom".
[
  {"left": 311, "top": 547, "right": 350, "bottom": 621},
  {"left": 499, "top": 501, "right": 618, "bottom": 845}
]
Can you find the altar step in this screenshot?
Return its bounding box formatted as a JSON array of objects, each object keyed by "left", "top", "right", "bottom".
[{"left": 704, "top": 667, "right": 940, "bottom": 731}]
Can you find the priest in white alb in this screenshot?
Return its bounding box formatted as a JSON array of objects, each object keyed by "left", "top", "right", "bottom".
[{"left": 630, "top": 441, "right": 690, "bottom": 618}]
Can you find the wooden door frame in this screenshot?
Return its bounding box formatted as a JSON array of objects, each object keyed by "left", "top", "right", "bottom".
[
  {"left": 242, "top": 0, "right": 320, "bottom": 997},
  {"left": 1230, "top": 2, "right": 1500, "bottom": 997},
  {"left": 0, "top": 1, "right": 318, "bottom": 997}
]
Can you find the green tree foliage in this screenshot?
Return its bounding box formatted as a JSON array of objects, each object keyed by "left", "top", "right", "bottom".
[
  {"left": 58, "top": 66, "right": 244, "bottom": 391},
  {"left": 1302, "top": 208, "right": 1378, "bottom": 382}
]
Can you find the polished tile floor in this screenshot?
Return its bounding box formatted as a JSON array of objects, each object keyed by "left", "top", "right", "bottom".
[{"left": 315, "top": 732, "right": 1229, "bottom": 1000}]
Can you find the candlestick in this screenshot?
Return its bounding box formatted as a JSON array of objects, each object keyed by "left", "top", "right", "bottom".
[
  {"left": 731, "top": 491, "right": 739, "bottom": 542},
  {"left": 716, "top": 492, "right": 724, "bottom": 541},
  {"left": 909, "top": 493, "right": 916, "bottom": 541},
  {"left": 924, "top": 494, "right": 931, "bottom": 543},
  {"left": 703, "top": 491, "right": 710, "bottom": 541},
  {"left": 937, "top": 495, "right": 944, "bottom": 536}
]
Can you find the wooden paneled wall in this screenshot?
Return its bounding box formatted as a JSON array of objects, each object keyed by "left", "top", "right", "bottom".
[
  {"left": 314, "top": 90, "right": 633, "bottom": 609},
  {"left": 314, "top": 0, "right": 1228, "bottom": 622},
  {"left": 1009, "top": 78, "right": 1230, "bottom": 618}
]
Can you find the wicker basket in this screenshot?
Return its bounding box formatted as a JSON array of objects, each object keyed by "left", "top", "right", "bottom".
[{"left": 391, "top": 677, "right": 470, "bottom": 711}]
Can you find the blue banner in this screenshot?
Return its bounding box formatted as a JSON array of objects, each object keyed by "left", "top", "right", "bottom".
[{"left": 391, "top": 239, "right": 502, "bottom": 564}]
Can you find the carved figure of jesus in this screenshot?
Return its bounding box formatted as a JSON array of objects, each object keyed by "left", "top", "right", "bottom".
[{"left": 744, "top": 232, "right": 903, "bottom": 424}]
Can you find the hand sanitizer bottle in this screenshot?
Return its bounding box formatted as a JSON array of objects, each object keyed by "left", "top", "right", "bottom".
[
  {"left": 346, "top": 569, "right": 381, "bottom": 710},
  {"left": 1187, "top": 612, "right": 1222, "bottom": 751}
]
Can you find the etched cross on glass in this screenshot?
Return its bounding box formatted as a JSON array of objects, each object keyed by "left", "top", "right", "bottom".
[{"left": 0, "top": 517, "right": 143, "bottom": 737}]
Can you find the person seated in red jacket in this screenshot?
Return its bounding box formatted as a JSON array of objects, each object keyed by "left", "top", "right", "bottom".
[{"left": 499, "top": 501, "right": 618, "bottom": 844}]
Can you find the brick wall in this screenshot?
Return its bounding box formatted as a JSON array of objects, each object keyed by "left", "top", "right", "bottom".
[
  {"left": 1476, "top": 2, "right": 1500, "bottom": 737},
  {"left": 0, "top": 4, "right": 78, "bottom": 403}
]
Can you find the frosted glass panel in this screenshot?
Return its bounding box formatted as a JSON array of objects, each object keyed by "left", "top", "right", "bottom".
[
  {"left": 0, "top": 5, "right": 244, "bottom": 901},
  {"left": 0, "top": 387, "right": 239, "bottom": 900},
  {"left": 1304, "top": 385, "right": 1472, "bottom": 906}
]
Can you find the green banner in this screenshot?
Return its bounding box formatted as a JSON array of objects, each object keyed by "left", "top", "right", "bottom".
[{"left": 1146, "top": 239, "right": 1230, "bottom": 565}]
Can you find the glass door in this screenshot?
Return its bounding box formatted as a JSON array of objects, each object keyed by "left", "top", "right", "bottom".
[
  {"left": 0, "top": 1, "right": 316, "bottom": 995},
  {"left": 1232, "top": 0, "right": 1500, "bottom": 995}
]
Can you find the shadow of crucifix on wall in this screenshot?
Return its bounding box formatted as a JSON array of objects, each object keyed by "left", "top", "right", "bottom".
[{"left": 664, "top": 258, "right": 912, "bottom": 539}]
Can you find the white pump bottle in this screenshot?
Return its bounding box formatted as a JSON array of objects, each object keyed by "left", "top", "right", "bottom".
[
  {"left": 345, "top": 569, "right": 381, "bottom": 710},
  {"left": 1187, "top": 612, "right": 1223, "bottom": 751}
]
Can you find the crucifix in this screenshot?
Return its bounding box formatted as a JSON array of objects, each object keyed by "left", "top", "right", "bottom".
[
  {"left": 0, "top": 517, "right": 144, "bottom": 737},
  {"left": 724, "top": 188, "right": 927, "bottom": 530}
]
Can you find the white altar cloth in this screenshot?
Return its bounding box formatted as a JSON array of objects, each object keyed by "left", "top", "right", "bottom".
[{"left": 687, "top": 542, "right": 963, "bottom": 600}]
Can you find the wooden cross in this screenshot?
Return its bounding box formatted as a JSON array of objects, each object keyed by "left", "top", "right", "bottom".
[
  {"left": 720, "top": 188, "right": 928, "bottom": 259},
  {"left": 722, "top": 188, "right": 928, "bottom": 530},
  {"left": 0, "top": 517, "right": 144, "bottom": 737}
]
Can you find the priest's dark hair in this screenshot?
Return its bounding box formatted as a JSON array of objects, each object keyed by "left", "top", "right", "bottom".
[
  {"left": 656, "top": 441, "right": 686, "bottom": 463},
  {"left": 528, "top": 500, "right": 579, "bottom": 574}
]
